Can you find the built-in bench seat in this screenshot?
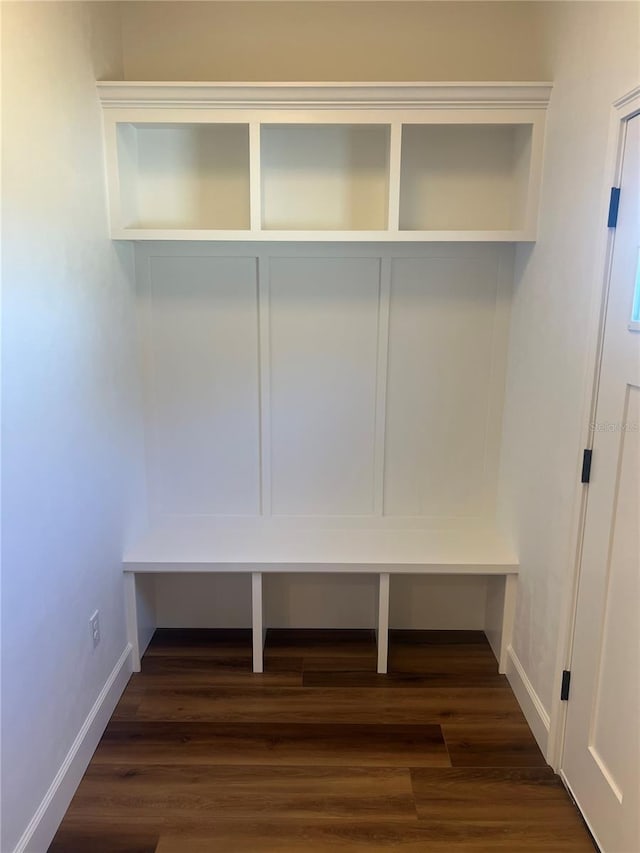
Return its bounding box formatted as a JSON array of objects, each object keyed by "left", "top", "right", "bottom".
[{"left": 123, "top": 521, "right": 518, "bottom": 676}]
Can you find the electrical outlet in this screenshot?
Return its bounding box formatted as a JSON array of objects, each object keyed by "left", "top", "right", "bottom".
[{"left": 90, "top": 610, "right": 100, "bottom": 649}]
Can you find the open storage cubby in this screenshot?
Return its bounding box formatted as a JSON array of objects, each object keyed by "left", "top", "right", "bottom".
[
  {"left": 399, "top": 123, "right": 533, "bottom": 232},
  {"left": 116, "top": 122, "right": 251, "bottom": 230},
  {"left": 260, "top": 124, "right": 390, "bottom": 231},
  {"left": 99, "top": 83, "right": 550, "bottom": 240}
]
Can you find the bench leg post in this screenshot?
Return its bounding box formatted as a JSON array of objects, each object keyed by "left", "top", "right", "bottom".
[
  {"left": 124, "top": 572, "right": 141, "bottom": 673},
  {"left": 499, "top": 574, "right": 517, "bottom": 674},
  {"left": 377, "top": 572, "right": 390, "bottom": 674},
  {"left": 251, "top": 572, "right": 264, "bottom": 674}
]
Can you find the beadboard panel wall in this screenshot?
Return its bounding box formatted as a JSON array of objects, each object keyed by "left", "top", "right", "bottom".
[{"left": 135, "top": 243, "right": 514, "bottom": 530}]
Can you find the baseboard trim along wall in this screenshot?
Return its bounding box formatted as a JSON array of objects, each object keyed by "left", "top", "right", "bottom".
[
  {"left": 13, "top": 644, "right": 133, "bottom": 853},
  {"left": 505, "top": 644, "right": 551, "bottom": 755}
]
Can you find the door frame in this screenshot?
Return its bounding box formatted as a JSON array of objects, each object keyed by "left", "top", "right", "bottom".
[{"left": 548, "top": 85, "right": 640, "bottom": 772}]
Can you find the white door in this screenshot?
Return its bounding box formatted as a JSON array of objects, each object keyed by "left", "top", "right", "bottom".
[{"left": 562, "top": 113, "right": 640, "bottom": 853}]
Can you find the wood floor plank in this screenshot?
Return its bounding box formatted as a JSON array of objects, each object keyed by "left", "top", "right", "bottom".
[
  {"left": 265, "top": 628, "right": 376, "bottom": 659},
  {"left": 133, "top": 685, "right": 524, "bottom": 724},
  {"left": 152, "top": 628, "right": 253, "bottom": 646},
  {"left": 61, "top": 764, "right": 416, "bottom": 824},
  {"left": 411, "top": 767, "right": 586, "bottom": 823},
  {"left": 145, "top": 628, "right": 253, "bottom": 658},
  {"left": 301, "top": 654, "right": 378, "bottom": 672},
  {"left": 387, "top": 644, "right": 502, "bottom": 675},
  {"left": 92, "top": 721, "right": 450, "bottom": 767},
  {"left": 154, "top": 820, "right": 594, "bottom": 853},
  {"left": 442, "top": 723, "right": 547, "bottom": 766},
  {"left": 389, "top": 629, "right": 489, "bottom": 645},
  {"left": 48, "top": 826, "right": 159, "bottom": 853},
  {"left": 109, "top": 689, "right": 141, "bottom": 722},
  {"left": 303, "top": 669, "right": 508, "bottom": 688},
  {"left": 140, "top": 654, "right": 303, "bottom": 685},
  {"left": 266, "top": 628, "right": 376, "bottom": 646}
]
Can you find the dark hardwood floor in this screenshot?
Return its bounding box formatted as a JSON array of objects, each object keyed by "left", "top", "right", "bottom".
[{"left": 49, "top": 629, "right": 594, "bottom": 852}]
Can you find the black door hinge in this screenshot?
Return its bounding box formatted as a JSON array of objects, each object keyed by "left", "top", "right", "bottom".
[
  {"left": 581, "top": 449, "right": 593, "bottom": 484},
  {"left": 608, "top": 187, "right": 620, "bottom": 228},
  {"left": 561, "top": 670, "right": 571, "bottom": 701}
]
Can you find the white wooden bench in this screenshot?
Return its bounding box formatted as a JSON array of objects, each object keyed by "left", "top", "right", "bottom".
[{"left": 123, "top": 522, "right": 518, "bottom": 675}]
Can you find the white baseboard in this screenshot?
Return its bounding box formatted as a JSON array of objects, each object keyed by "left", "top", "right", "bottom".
[
  {"left": 505, "top": 644, "right": 551, "bottom": 756},
  {"left": 13, "top": 644, "right": 133, "bottom": 853}
]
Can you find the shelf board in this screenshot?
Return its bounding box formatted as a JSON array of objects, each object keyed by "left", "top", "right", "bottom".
[
  {"left": 113, "top": 228, "right": 535, "bottom": 242},
  {"left": 123, "top": 520, "right": 518, "bottom": 574}
]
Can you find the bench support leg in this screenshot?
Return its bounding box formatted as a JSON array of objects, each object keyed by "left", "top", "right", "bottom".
[
  {"left": 499, "top": 574, "right": 517, "bottom": 674},
  {"left": 124, "top": 572, "right": 141, "bottom": 672},
  {"left": 485, "top": 573, "right": 518, "bottom": 674},
  {"left": 377, "top": 572, "right": 390, "bottom": 674},
  {"left": 124, "top": 572, "right": 156, "bottom": 673},
  {"left": 251, "top": 572, "right": 264, "bottom": 673}
]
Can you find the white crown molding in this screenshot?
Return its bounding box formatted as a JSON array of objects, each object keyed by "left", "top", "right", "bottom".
[
  {"left": 97, "top": 81, "right": 553, "bottom": 110},
  {"left": 613, "top": 84, "right": 640, "bottom": 109}
]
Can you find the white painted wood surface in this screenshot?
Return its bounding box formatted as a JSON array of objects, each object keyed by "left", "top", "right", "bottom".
[
  {"left": 117, "top": 122, "right": 250, "bottom": 229},
  {"left": 135, "top": 243, "right": 512, "bottom": 530},
  {"left": 125, "top": 565, "right": 516, "bottom": 675},
  {"left": 561, "top": 107, "right": 640, "bottom": 853},
  {"left": 124, "top": 572, "right": 141, "bottom": 672},
  {"left": 251, "top": 572, "right": 264, "bottom": 673},
  {"left": 123, "top": 521, "right": 518, "bottom": 571},
  {"left": 383, "top": 254, "right": 509, "bottom": 520},
  {"left": 99, "top": 82, "right": 550, "bottom": 241},
  {"left": 137, "top": 255, "right": 261, "bottom": 516},
  {"left": 399, "top": 123, "right": 531, "bottom": 231},
  {"left": 97, "top": 82, "right": 553, "bottom": 110},
  {"left": 269, "top": 257, "right": 380, "bottom": 515},
  {"left": 123, "top": 572, "right": 156, "bottom": 673},
  {"left": 377, "top": 573, "right": 390, "bottom": 674},
  {"left": 485, "top": 572, "right": 518, "bottom": 673},
  {"left": 261, "top": 124, "right": 390, "bottom": 231}
]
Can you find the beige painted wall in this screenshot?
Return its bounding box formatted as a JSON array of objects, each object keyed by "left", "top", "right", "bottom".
[{"left": 120, "top": 1, "right": 550, "bottom": 81}]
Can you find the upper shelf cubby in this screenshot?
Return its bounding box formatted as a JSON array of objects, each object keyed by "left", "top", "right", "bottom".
[
  {"left": 98, "top": 82, "right": 552, "bottom": 242},
  {"left": 117, "top": 122, "right": 250, "bottom": 230},
  {"left": 261, "top": 124, "right": 390, "bottom": 231},
  {"left": 399, "top": 123, "right": 532, "bottom": 232}
]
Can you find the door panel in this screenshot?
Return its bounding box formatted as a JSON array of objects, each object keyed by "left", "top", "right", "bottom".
[{"left": 562, "top": 114, "right": 640, "bottom": 853}]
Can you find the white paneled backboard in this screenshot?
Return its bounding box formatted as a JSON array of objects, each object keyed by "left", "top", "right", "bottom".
[
  {"left": 139, "top": 255, "right": 261, "bottom": 517},
  {"left": 384, "top": 254, "right": 510, "bottom": 523},
  {"left": 268, "top": 256, "right": 381, "bottom": 515},
  {"left": 136, "top": 244, "right": 511, "bottom": 527}
]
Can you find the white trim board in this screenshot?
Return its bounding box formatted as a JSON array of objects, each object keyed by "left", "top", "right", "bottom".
[
  {"left": 506, "top": 644, "right": 551, "bottom": 756},
  {"left": 97, "top": 82, "right": 553, "bottom": 111},
  {"left": 12, "top": 645, "right": 133, "bottom": 853}
]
